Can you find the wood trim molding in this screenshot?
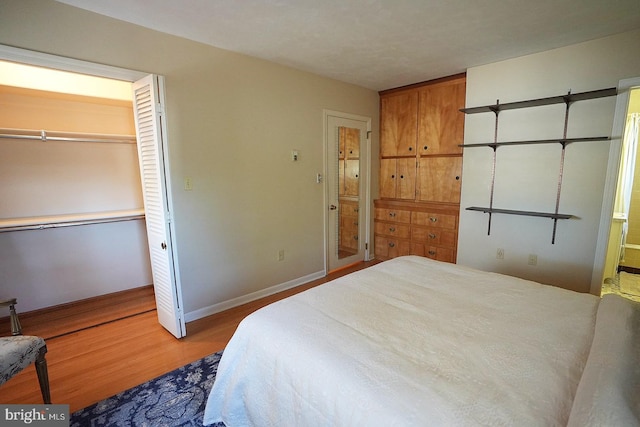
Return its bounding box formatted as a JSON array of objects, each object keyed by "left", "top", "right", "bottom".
[
  {"left": 379, "top": 72, "right": 467, "bottom": 96},
  {"left": 0, "top": 44, "right": 147, "bottom": 82}
]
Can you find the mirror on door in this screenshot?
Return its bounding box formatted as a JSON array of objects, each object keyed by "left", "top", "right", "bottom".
[{"left": 337, "top": 126, "right": 360, "bottom": 259}]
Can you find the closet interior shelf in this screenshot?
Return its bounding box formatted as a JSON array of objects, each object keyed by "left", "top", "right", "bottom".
[
  {"left": 466, "top": 207, "right": 572, "bottom": 220},
  {"left": 0, "top": 209, "right": 145, "bottom": 233},
  {"left": 460, "top": 136, "right": 610, "bottom": 149},
  {"left": 0, "top": 127, "right": 137, "bottom": 144},
  {"left": 459, "top": 87, "right": 617, "bottom": 114}
]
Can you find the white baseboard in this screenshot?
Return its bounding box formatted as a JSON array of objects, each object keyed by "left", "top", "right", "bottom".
[{"left": 184, "top": 270, "right": 326, "bottom": 323}]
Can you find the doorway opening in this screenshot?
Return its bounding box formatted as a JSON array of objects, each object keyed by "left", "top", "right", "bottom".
[{"left": 602, "top": 87, "right": 640, "bottom": 302}]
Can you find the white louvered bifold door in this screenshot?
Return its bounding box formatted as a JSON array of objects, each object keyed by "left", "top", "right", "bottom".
[{"left": 132, "top": 75, "right": 185, "bottom": 338}]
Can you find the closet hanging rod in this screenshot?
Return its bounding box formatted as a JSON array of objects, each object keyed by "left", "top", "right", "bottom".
[
  {"left": 0, "top": 209, "right": 145, "bottom": 233},
  {"left": 0, "top": 128, "right": 137, "bottom": 144}
]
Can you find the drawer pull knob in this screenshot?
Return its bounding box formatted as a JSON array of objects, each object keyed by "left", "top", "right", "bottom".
[
  {"left": 408, "top": 147, "right": 413, "bottom": 151},
  {"left": 429, "top": 217, "right": 438, "bottom": 222},
  {"left": 455, "top": 176, "right": 460, "bottom": 180},
  {"left": 428, "top": 250, "right": 436, "bottom": 256},
  {"left": 423, "top": 145, "right": 428, "bottom": 150},
  {"left": 389, "top": 227, "right": 396, "bottom": 232},
  {"left": 429, "top": 233, "right": 436, "bottom": 239},
  {"left": 389, "top": 242, "right": 395, "bottom": 248},
  {"left": 400, "top": 175, "right": 404, "bottom": 179},
  {"left": 390, "top": 212, "right": 396, "bottom": 217},
  {"left": 391, "top": 174, "right": 395, "bottom": 178}
]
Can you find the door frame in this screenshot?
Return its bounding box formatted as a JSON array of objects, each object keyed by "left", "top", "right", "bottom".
[
  {"left": 0, "top": 44, "right": 186, "bottom": 336},
  {"left": 323, "top": 109, "right": 372, "bottom": 274},
  {"left": 592, "top": 76, "right": 640, "bottom": 294}
]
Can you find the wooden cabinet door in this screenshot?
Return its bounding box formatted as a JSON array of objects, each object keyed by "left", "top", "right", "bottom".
[
  {"left": 380, "top": 91, "right": 418, "bottom": 157},
  {"left": 344, "top": 159, "right": 359, "bottom": 196},
  {"left": 397, "top": 158, "right": 416, "bottom": 200},
  {"left": 338, "top": 159, "right": 345, "bottom": 196},
  {"left": 379, "top": 158, "right": 416, "bottom": 200},
  {"left": 417, "top": 156, "right": 462, "bottom": 203},
  {"left": 344, "top": 127, "right": 360, "bottom": 158},
  {"left": 418, "top": 79, "right": 465, "bottom": 155},
  {"left": 379, "top": 158, "right": 397, "bottom": 198}
]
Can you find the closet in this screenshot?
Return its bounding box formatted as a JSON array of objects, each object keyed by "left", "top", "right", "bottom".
[
  {"left": 375, "top": 74, "right": 465, "bottom": 262},
  {"left": 0, "top": 82, "right": 152, "bottom": 313}
]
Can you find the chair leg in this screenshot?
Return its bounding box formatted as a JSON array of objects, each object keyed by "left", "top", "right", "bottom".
[
  {"left": 35, "top": 346, "right": 51, "bottom": 404},
  {"left": 9, "top": 303, "right": 22, "bottom": 336}
]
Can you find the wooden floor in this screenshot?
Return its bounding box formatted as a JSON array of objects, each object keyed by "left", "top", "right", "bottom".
[{"left": 0, "top": 260, "right": 379, "bottom": 412}]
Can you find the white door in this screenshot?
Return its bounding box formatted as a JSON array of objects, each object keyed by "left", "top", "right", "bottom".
[
  {"left": 132, "top": 75, "right": 185, "bottom": 338},
  {"left": 325, "top": 111, "right": 371, "bottom": 272}
]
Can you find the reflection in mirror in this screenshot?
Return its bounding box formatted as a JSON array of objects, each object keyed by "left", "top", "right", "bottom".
[{"left": 337, "top": 126, "right": 360, "bottom": 259}]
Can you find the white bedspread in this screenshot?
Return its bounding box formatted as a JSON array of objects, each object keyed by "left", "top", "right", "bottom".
[
  {"left": 204, "top": 256, "right": 600, "bottom": 426},
  {"left": 567, "top": 294, "right": 640, "bottom": 426}
]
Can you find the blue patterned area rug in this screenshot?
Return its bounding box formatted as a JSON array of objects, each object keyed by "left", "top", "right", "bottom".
[{"left": 70, "top": 351, "right": 225, "bottom": 426}]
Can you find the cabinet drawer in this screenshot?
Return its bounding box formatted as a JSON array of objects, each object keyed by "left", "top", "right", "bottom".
[
  {"left": 410, "top": 243, "right": 455, "bottom": 263},
  {"left": 375, "top": 208, "right": 411, "bottom": 224},
  {"left": 411, "top": 227, "right": 456, "bottom": 247},
  {"left": 375, "top": 235, "right": 411, "bottom": 259},
  {"left": 375, "top": 222, "right": 411, "bottom": 239},
  {"left": 341, "top": 216, "right": 359, "bottom": 233},
  {"left": 412, "top": 211, "right": 457, "bottom": 229},
  {"left": 340, "top": 231, "right": 359, "bottom": 250},
  {"left": 340, "top": 202, "right": 359, "bottom": 217}
]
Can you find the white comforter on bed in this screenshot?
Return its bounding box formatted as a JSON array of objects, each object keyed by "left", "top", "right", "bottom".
[
  {"left": 567, "top": 293, "right": 640, "bottom": 426},
  {"left": 204, "top": 256, "right": 600, "bottom": 426}
]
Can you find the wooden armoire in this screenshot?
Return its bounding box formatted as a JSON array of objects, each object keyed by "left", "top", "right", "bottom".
[{"left": 374, "top": 73, "right": 466, "bottom": 263}]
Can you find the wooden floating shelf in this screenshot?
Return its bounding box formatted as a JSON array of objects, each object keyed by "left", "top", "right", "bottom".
[
  {"left": 466, "top": 206, "right": 572, "bottom": 220},
  {"left": 459, "top": 87, "right": 617, "bottom": 114},
  {"left": 459, "top": 136, "right": 610, "bottom": 149}
]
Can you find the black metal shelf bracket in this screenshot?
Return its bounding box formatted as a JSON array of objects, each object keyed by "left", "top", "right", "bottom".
[{"left": 460, "top": 87, "right": 617, "bottom": 244}]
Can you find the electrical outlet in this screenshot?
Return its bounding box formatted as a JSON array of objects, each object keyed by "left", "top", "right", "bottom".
[
  {"left": 496, "top": 248, "right": 504, "bottom": 260},
  {"left": 278, "top": 249, "right": 285, "bottom": 261},
  {"left": 528, "top": 254, "right": 537, "bottom": 266}
]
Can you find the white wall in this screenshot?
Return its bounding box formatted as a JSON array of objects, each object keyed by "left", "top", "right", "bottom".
[
  {"left": 458, "top": 29, "right": 640, "bottom": 293},
  {"left": 0, "top": 221, "right": 152, "bottom": 312},
  {"left": 0, "top": 0, "right": 380, "bottom": 319}
]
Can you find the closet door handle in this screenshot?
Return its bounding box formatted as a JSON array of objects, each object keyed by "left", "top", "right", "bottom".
[{"left": 161, "top": 242, "right": 167, "bottom": 250}]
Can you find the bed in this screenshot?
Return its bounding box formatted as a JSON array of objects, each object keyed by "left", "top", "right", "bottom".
[{"left": 203, "top": 256, "right": 640, "bottom": 426}]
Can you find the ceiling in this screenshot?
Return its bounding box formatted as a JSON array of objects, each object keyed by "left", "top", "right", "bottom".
[{"left": 55, "top": 0, "right": 640, "bottom": 91}]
